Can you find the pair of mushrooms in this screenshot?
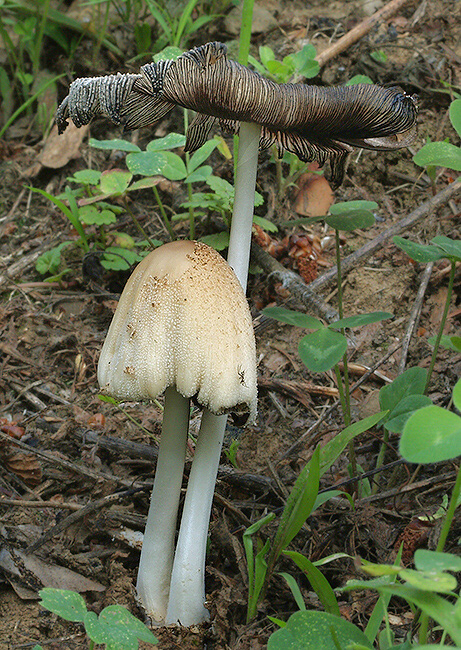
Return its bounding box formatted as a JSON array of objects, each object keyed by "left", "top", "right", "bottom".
[
  {"left": 56, "top": 41, "right": 418, "bottom": 627},
  {"left": 98, "top": 240, "right": 257, "bottom": 626}
]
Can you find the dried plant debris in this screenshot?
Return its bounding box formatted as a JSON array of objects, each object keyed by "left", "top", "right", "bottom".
[
  {"left": 0, "top": 546, "right": 105, "bottom": 600},
  {"left": 56, "top": 42, "right": 418, "bottom": 188}
]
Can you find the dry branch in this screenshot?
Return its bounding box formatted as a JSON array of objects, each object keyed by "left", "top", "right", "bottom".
[{"left": 316, "top": 0, "right": 411, "bottom": 68}]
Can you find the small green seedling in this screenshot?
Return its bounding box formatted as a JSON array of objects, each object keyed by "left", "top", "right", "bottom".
[
  {"left": 248, "top": 44, "right": 319, "bottom": 83},
  {"left": 224, "top": 438, "right": 241, "bottom": 468},
  {"left": 37, "top": 588, "right": 158, "bottom": 650},
  {"left": 268, "top": 610, "right": 373, "bottom": 649},
  {"left": 265, "top": 200, "right": 388, "bottom": 474},
  {"left": 413, "top": 98, "right": 461, "bottom": 192},
  {"left": 263, "top": 304, "right": 393, "bottom": 374}
]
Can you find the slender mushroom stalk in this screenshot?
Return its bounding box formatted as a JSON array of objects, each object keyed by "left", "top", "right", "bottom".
[
  {"left": 97, "top": 241, "right": 257, "bottom": 625},
  {"left": 136, "top": 387, "right": 190, "bottom": 623}
]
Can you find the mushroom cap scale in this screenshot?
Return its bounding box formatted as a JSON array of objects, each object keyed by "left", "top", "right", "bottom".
[{"left": 98, "top": 241, "right": 257, "bottom": 421}]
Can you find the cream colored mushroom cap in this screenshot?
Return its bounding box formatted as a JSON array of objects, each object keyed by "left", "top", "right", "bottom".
[{"left": 97, "top": 240, "right": 257, "bottom": 421}]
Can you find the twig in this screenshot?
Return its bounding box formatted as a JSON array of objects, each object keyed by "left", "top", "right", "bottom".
[
  {"left": 0, "top": 430, "right": 145, "bottom": 488},
  {"left": 25, "top": 489, "right": 138, "bottom": 553},
  {"left": 0, "top": 244, "right": 58, "bottom": 289},
  {"left": 307, "top": 180, "right": 460, "bottom": 294},
  {"left": 316, "top": 0, "right": 410, "bottom": 68},
  {"left": 278, "top": 341, "right": 403, "bottom": 462},
  {"left": 398, "top": 262, "right": 434, "bottom": 374},
  {"left": 251, "top": 242, "right": 339, "bottom": 322},
  {"left": 259, "top": 376, "right": 339, "bottom": 408},
  {"left": 0, "top": 497, "right": 82, "bottom": 510},
  {"left": 359, "top": 470, "right": 457, "bottom": 503}
]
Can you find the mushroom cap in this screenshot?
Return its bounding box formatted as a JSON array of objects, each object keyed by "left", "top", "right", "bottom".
[{"left": 98, "top": 241, "right": 257, "bottom": 421}]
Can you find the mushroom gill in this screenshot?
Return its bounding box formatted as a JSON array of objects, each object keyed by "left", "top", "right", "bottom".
[{"left": 56, "top": 42, "right": 418, "bottom": 187}]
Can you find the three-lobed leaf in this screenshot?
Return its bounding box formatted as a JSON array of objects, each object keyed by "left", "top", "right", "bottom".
[
  {"left": 393, "top": 236, "right": 444, "bottom": 262},
  {"left": 384, "top": 394, "right": 432, "bottom": 434},
  {"left": 39, "top": 588, "right": 87, "bottom": 622},
  {"left": 415, "top": 549, "right": 461, "bottom": 573},
  {"left": 379, "top": 366, "right": 427, "bottom": 413},
  {"left": 330, "top": 312, "right": 392, "bottom": 330},
  {"left": 262, "top": 306, "right": 323, "bottom": 330}
]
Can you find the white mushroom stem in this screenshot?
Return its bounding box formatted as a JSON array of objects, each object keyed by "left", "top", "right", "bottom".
[
  {"left": 228, "top": 121, "right": 262, "bottom": 290},
  {"left": 166, "top": 122, "right": 261, "bottom": 625},
  {"left": 165, "top": 410, "right": 227, "bottom": 625},
  {"left": 136, "top": 387, "right": 190, "bottom": 624}
]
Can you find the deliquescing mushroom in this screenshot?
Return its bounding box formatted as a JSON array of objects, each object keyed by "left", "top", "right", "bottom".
[
  {"left": 56, "top": 41, "right": 418, "bottom": 627},
  {"left": 98, "top": 240, "right": 257, "bottom": 625}
]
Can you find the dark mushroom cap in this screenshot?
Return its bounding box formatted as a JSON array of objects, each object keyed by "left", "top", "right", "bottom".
[{"left": 56, "top": 42, "right": 418, "bottom": 187}]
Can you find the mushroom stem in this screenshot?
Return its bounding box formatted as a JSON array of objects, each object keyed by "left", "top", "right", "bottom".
[
  {"left": 165, "top": 410, "right": 227, "bottom": 625},
  {"left": 228, "top": 121, "right": 262, "bottom": 288},
  {"left": 166, "top": 122, "right": 261, "bottom": 625},
  {"left": 136, "top": 386, "right": 190, "bottom": 624}
]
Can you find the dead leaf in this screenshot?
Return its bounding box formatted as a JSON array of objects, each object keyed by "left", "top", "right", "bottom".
[
  {"left": 38, "top": 122, "right": 90, "bottom": 169},
  {"left": 3, "top": 452, "right": 42, "bottom": 487},
  {"left": 0, "top": 547, "right": 105, "bottom": 600},
  {"left": 293, "top": 172, "right": 334, "bottom": 217}
]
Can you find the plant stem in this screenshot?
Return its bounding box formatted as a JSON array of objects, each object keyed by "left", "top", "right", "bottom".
[
  {"left": 152, "top": 186, "right": 175, "bottom": 240},
  {"left": 136, "top": 387, "right": 190, "bottom": 624},
  {"left": 33, "top": 0, "right": 51, "bottom": 78},
  {"left": 436, "top": 463, "right": 461, "bottom": 553},
  {"left": 122, "top": 197, "right": 158, "bottom": 250},
  {"left": 334, "top": 363, "right": 349, "bottom": 423},
  {"left": 237, "top": 0, "right": 255, "bottom": 66},
  {"left": 334, "top": 229, "right": 355, "bottom": 472},
  {"left": 424, "top": 260, "right": 456, "bottom": 394},
  {"left": 371, "top": 428, "right": 389, "bottom": 495}
]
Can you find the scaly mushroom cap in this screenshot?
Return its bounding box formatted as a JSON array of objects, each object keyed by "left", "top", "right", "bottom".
[
  {"left": 98, "top": 241, "right": 257, "bottom": 421},
  {"left": 56, "top": 42, "right": 418, "bottom": 188}
]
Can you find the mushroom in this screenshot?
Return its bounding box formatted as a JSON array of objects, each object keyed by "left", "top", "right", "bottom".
[
  {"left": 56, "top": 42, "right": 418, "bottom": 626},
  {"left": 97, "top": 240, "right": 257, "bottom": 625}
]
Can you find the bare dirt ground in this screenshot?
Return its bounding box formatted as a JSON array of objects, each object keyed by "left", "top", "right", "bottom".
[{"left": 0, "top": 0, "right": 460, "bottom": 648}]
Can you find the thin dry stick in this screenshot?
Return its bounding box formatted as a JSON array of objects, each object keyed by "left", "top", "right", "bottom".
[
  {"left": 278, "top": 341, "right": 403, "bottom": 462},
  {"left": 0, "top": 242, "right": 59, "bottom": 288},
  {"left": 307, "top": 180, "right": 461, "bottom": 294},
  {"left": 316, "top": 0, "right": 410, "bottom": 68},
  {"left": 0, "top": 497, "right": 82, "bottom": 510},
  {"left": 251, "top": 243, "right": 339, "bottom": 322},
  {"left": 360, "top": 470, "right": 457, "bottom": 504},
  {"left": 26, "top": 489, "right": 136, "bottom": 553},
  {"left": 0, "top": 430, "right": 145, "bottom": 488},
  {"left": 398, "top": 261, "right": 434, "bottom": 374}
]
